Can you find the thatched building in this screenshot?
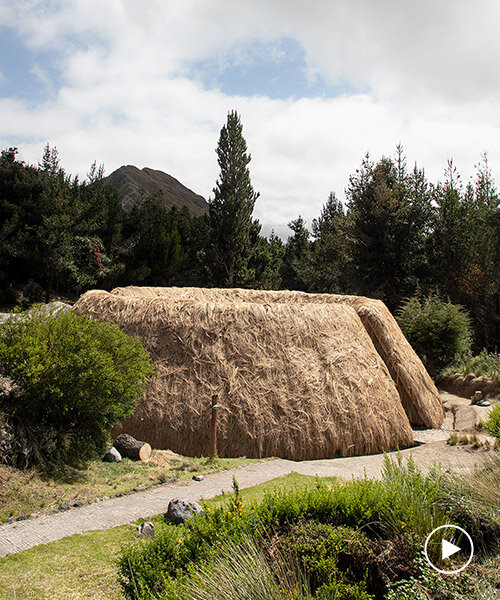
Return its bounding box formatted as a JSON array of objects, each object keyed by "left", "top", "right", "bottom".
[{"left": 73, "top": 287, "right": 444, "bottom": 460}]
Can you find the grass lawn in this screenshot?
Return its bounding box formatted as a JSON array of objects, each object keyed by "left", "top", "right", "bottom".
[
  {"left": 0, "top": 473, "right": 332, "bottom": 600},
  {"left": 0, "top": 451, "right": 268, "bottom": 522}
]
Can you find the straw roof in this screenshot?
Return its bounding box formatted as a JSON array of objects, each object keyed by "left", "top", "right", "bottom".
[
  {"left": 110, "top": 286, "right": 444, "bottom": 428},
  {"left": 73, "top": 289, "right": 419, "bottom": 460}
]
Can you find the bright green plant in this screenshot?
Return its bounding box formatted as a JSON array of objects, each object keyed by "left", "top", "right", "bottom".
[
  {"left": 484, "top": 404, "right": 500, "bottom": 439},
  {"left": 452, "top": 348, "right": 500, "bottom": 380},
  {"left": 0, "top": 307, "right": 154, "bottom": 467},
  {"left": 397, "top": 295, "right": 471, "bottom": 377},
  {"left": 119, "top": 456, "right": 456, "bottom": 599}
]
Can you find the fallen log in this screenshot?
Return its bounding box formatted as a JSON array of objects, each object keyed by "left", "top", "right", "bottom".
[{"left": 113, "top": 433, "right": 151, "bottom": 461}]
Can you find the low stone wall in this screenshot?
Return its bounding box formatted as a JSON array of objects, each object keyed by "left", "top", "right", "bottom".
[{"left": 438, "top": 374, "right": 500, "bottom": 401}]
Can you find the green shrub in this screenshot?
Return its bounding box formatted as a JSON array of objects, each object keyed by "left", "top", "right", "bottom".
[
  {"left": 397, "top": 295, "right": 471, "bottom": 377},
  {"left": 485, "top": 404, "right": 500, "bottom": 439},
  {"left": 0, "top": 307, "right": 154, "bottom": 467},
  {"left": 451, "top": 348, "right": 500, "bottom": 380},
  {"left": 119, "top": 457, "right": 453, "bottom": 599},
  {"left": 278, "top": 522, "right": 374, "bottom": 595},
  {"left": 386, "top": 556, "right": 479, "bottom": 600}
]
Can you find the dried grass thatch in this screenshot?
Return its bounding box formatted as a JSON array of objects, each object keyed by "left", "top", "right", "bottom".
[
  {"left": 111, "top": 286, "right": 444, "bottom": 428},
  {"left": 73, "top": 289, "right": 416, "bottom": 460}
]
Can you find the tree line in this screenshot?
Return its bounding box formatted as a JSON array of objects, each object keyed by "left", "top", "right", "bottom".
[{"left": 1, "top": 111, "right": 499, "bottom": 349}]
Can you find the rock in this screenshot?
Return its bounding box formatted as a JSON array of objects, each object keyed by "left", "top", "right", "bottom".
[
  {"left": 101, "top": 496, "right": 110, "bottom": 501},
  {"left": 6, "top": 516, "right": 14, "bottom": 524},
  {"left": 192, "top": 474, "right": 205, "bottom": 481},
  {"left": 137, "top": 521, "right": 155, "bottom": 537},
  {"left": 72, "top": 501, "right": 83, "bottom": 508},
  {"left": 102, "top": 447, "right": 122, "bottom": 462},
  {"left": 58, "top": 502, "right": 70, "bottom": 511},
  {"left": 15, "top": 515, "right": 29, "bottom": 521},
  {"left": 166, "top": 498, "right": 204, "bottom": 524}
]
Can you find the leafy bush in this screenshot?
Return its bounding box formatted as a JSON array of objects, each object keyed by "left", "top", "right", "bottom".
[
  {"left": 278, "top": 522, "right": 375, "bottom": 596},
  {"left": 386, "top": 556, "right": 479, "bottom": 600},
  {"left": 119, "top": 456, "right": 453, "bottom": 599},
  {"left": 485, "top": 404, "right": 500, "bottom": 439},
  {"left": 450, "top": 348, "right": 500, "bottom": 380},
  {"left": 397, "top": 295, "right": 471, "bottom": 377},
  {"left": 0, "top": 307, "right": 154, "bottom": 467}
]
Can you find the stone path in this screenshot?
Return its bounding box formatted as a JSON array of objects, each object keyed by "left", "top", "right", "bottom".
[{"left": 0, "top": 439, "right": 489, "bottom": 558}]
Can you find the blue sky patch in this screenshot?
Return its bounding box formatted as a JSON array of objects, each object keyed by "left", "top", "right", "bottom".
[
  {"left": 0, "top": 27, "right": 61, "bottom": 103},
  {"left": 183, "top": 37, "right": 356, "bottom": 100}
]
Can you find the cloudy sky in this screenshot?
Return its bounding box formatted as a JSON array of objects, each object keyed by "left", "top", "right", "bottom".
[{"left": 1, "top": 1, "right": 500, "bottom": 237}]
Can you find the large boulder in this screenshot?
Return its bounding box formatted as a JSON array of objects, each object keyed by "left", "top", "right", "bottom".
[{"left": 166, "top": 498, "right": 203, "bottom": 524}]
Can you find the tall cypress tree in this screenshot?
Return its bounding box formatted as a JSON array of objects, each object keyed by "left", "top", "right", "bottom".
[{"left": 209, "top": 110, "right": 260, "bottom": 286}]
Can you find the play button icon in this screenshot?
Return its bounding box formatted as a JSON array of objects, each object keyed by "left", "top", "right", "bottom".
[
  {"left": 442, "top": 538, "right": 461, "bottom": 560},
  {"left": 424, "top": 525, "right": 474, "bottom": 574}
]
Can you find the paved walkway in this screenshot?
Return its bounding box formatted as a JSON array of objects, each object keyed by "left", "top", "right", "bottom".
[{"left": 0, "top": 440, "right": 488, "bottom": 558}]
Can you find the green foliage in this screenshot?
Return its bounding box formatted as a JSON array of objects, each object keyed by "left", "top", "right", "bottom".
[
  {"left": 208, "top": 110, "right": 260, "bottom": 286},
  {"left": 279, "top": 522, "right": 374, "bottom": 596},
  {"left": 397, "top": 295, "right": 471, "bottom": 376},
  {"left": 0, "top": 308, "right": 154, "bottom": 467},
  {"left": 119, "top": 456, "right": 456, "bottom": 599},
  {"left": 386, "top": 556, "right": 478, "bottom": 600},
  {"left": 450, "top": 348, "right": 500, "bottom": 380},
  {"left": 345, "top": 148, "right": 433, "bottom": 308},
  {"left": 485, "top": 404, "right": 500, "bottom": 439},
  {"left": 436, "top": 452, "right": 500, "bottom": 556},
  {"left": 0, "top": 146, "right": 125, "bottom": 304},
  {"left": 172, "top": 535, "right": 304, "bottom": 600}
]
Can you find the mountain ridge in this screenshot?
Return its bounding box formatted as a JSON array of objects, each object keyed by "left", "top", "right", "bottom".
[{"left": 105, "top": 165, "right": 208, "bottom": 217}]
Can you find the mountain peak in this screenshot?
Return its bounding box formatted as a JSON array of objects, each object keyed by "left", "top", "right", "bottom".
[{"left": 105, "top": 165, "right": 208, "bottom": 217}]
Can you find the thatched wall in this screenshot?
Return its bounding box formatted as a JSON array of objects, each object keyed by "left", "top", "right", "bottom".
[
  {"left": 73, "top": 290, "right": 415, "bottom": 460},
  {"left": 110, "top": 286, "right": 444, "bottom": 428}
]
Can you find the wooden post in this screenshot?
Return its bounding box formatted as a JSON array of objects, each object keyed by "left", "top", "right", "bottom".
[{"left": 209, "top": 394, "right": 221, "bottom": 459}]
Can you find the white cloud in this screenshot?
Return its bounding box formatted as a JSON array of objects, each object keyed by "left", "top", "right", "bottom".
[{"left": 2, "top": 0, "right": 500, "bottom": 238}]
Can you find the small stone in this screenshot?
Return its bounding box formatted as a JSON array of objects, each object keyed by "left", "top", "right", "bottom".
[
  {"left": 101, "top": 496, "right": 109, "bottom": 501},
  {"left": 137, "top": 521, "right": 155, "bottom": 537},
  {"left": 16, "top": 515, "right": 29, "bottom": 521},
  {"left": 72, "top": 501, "right": 83, "bottom": 508},
  {"left": 6, "top": 516, "right": 14, "bottom": 524},
  {"left": 30, "top": 512, "right": 41, "bottom": 518},
  {"left": 115, "top": 493, "right": 123, "bottom": 498},
  {"left": 166, "top": 498, "right": 204, "bottom": 524},
  {"left": 192, "top": 474, "right": 205, "bottom": 481},
  {"left": 131, "top": 488, "right": 138, "bottom": 492},
  {"left": 58, "top": 502, "right": 70, "bottom": 511},
  {"left": 102, "top": 447, "right": 122, "bottom": 462}
]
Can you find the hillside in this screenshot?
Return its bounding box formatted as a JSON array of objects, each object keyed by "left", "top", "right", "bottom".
[{"left": 105, "top": 165, "right": 208, "bottom": 216}]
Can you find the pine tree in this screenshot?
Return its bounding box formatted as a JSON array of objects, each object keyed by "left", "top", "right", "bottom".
[{"left": 209, "top": 110, "right": 260, "bottom": 286}]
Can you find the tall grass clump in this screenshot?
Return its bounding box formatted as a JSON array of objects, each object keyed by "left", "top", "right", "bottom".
[
  {"left": 397, "top": 295, "right": 471, "bottom": 377},
  {"left": 0, "top": 306, "right": 154, "bottom": 468},
  {"left": 484, "top": 404, "right": 500, "bottom": 440},
  {"left": 450, "top": 348, "right": 500, "bottom": 380},
  {"left": 173, "top": 535, "right": 310, "bottom": 600},
  {"left": 379, "top": 454, "right": 448, "bottom": 538}
]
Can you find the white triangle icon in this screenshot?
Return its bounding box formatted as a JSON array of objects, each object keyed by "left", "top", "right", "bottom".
[{"left": 442, "top": 539, "right": 461, "bottom": 560}]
